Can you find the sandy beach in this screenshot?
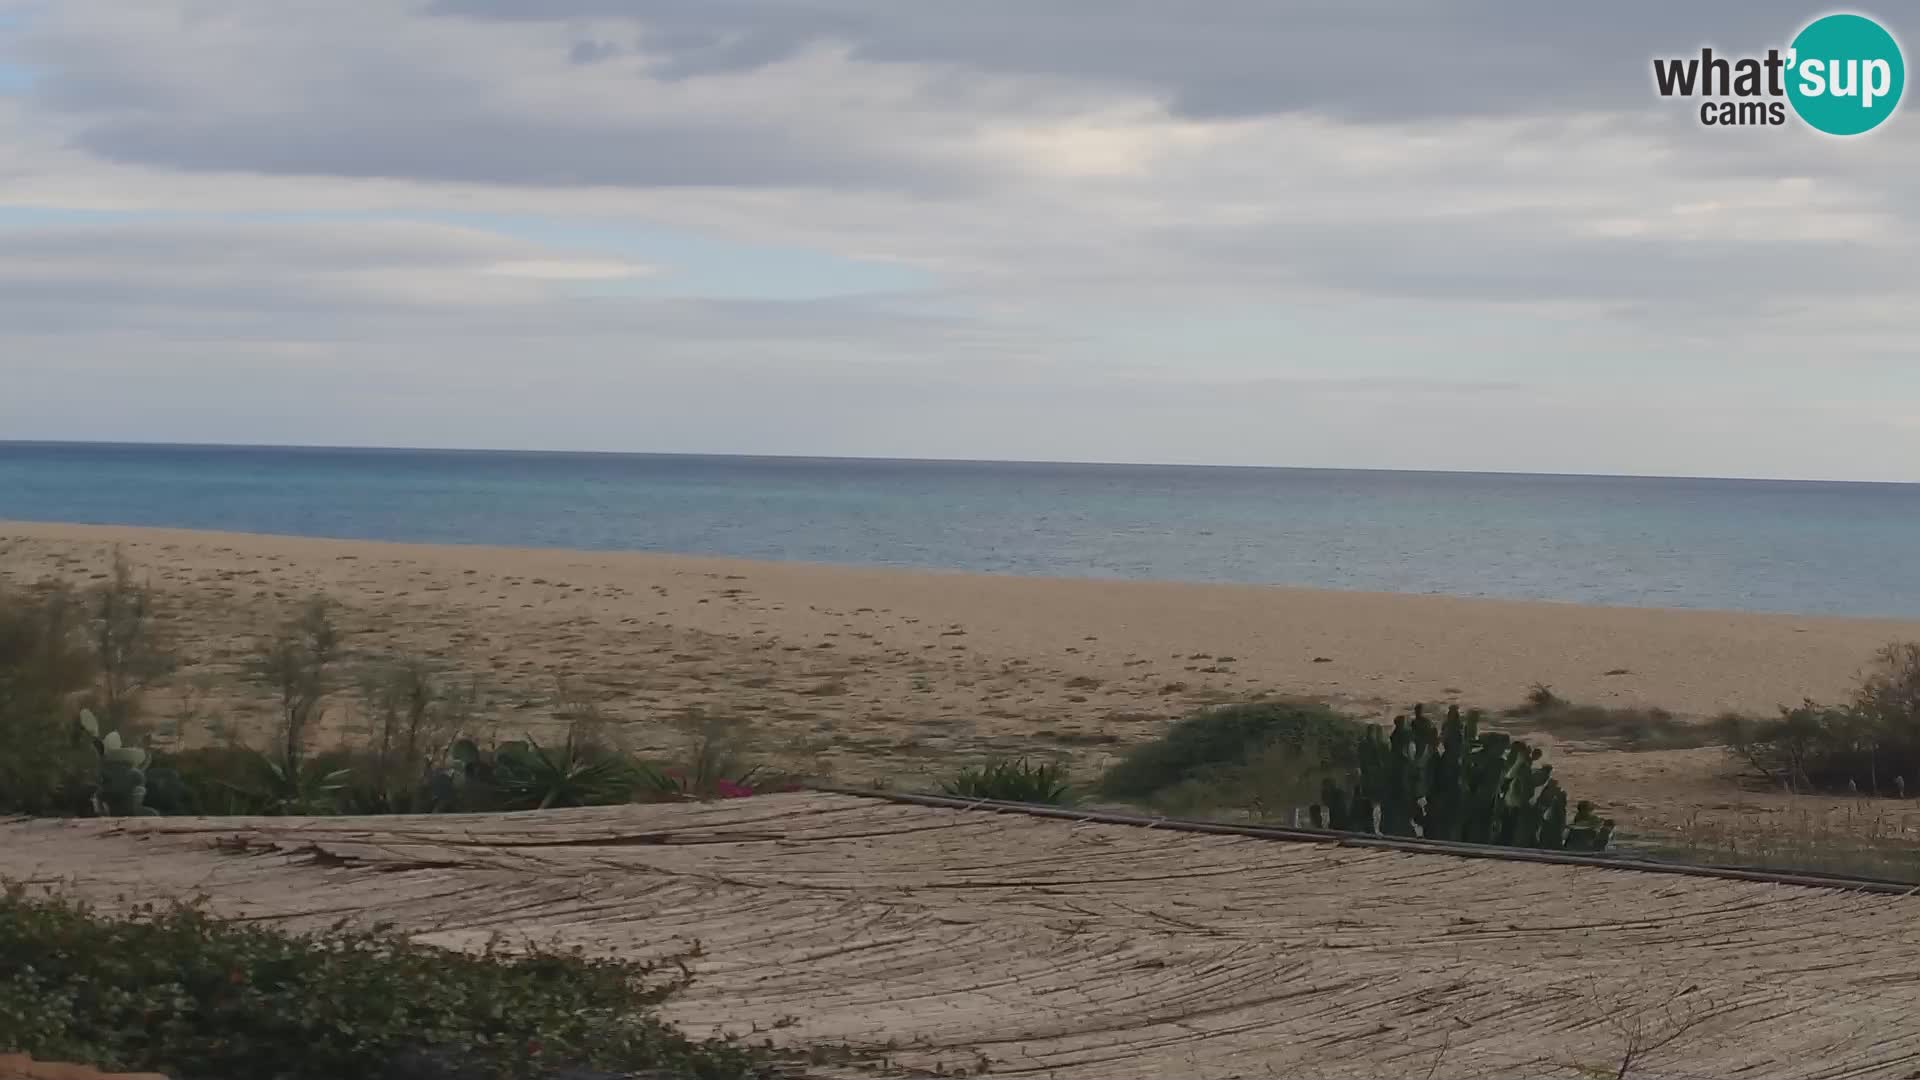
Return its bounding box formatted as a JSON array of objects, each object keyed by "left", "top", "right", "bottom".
[{"left": 6, "top": 520, "right": 1920, "bottom": 833}]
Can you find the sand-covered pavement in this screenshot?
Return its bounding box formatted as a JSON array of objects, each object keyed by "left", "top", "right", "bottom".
[{"left": 9, "top": 793, "right": 1920, "bottom": 1079}]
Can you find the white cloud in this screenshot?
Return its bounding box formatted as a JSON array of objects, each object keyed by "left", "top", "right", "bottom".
[{"left": 483, "top": 259, "right": 656, "bottom": 280}]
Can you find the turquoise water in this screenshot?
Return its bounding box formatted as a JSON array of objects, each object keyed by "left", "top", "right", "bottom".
[{"left": 1, "top": 441, "right": 1917, "bottom": 618}]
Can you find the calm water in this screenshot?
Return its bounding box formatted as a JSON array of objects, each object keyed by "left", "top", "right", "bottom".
[{"left": 1, "top": 442, "right": 1916, "bottom": 618}]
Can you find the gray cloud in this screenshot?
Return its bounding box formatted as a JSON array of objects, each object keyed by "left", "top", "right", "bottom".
[
  {"left": 0, "top": 219, "right": 1046, "bottom": 355},
  {"left": 1156, "top": 210, "right": 1918, "bottom": 314},
  {"left": 568, "top": 39, "right": 621, "bottom": 65},
  {"left": 76, "top": 113, "right": 971, "bottom": 190},
  {"left": 21, "top": 0, "right": 1885, "bottom": 198},
  {"left": 427, "top": 0, "right": 1827, "bottom": 119},
  {"left": 3, "top": 1, "right": 1919, "bottom": 478},
  {"left": 11, "top": 3, "right": 987, "bottom": 191}
]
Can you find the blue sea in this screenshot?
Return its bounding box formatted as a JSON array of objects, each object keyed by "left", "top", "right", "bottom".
[{"left": 1, "top": 442, "right": 1916, "bottom": 618}]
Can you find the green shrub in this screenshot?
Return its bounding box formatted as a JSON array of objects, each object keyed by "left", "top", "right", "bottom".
[
  {"left": 1313, "top": 704, "right": 1613, "bottom": 851},
  {"left": 0, "top": 583, "right": 96, "bottom": 815},
  {"left": 1859, "top": 641, "right": 1920, "bottom": 720},
  {"left": 485, "top": 733, "right": 640, "bottom": 811},
  {"left": 0, "top": 884, "right": 763, "bottom": 1079},
  {"left": 248, "top": 596, "right": 342, "bottom": 781},
  {"left": 1501, "top": 685, "right": 1714, "bottom": 751},
  {"left": 146, "top": 721, "right": 802, "bottom": 817},
  {"left": 1716, "top": 702, "right": 1910, "bottom": 795},
  {"left": 84, "top": 551, "right": 174, "bottom": 730},
  {"left": 1138, "top": 738, "right": 1353, "bottom": 820},
  {"left": 243, "top": 752, "right": 355, "bottom": 815},
  {"left": 143, "top": 745, "right": 275, "bottom": 815},
  {"left": 344, "top": 659, "right": 480, "bottom": 814},
  {"left": 1095, "top": 701, "right": 1365, "bottom": 809},
  {"left": 140, "top": 744, "right": 355, "bottom": 818},
  {"left": 6, "top": 566, "right": 812, "bottom": 821},
  {"left": 1716, "top": 642, "right": 1920, "bottom": 795},
  {"left": 637, "top": 714, "right": 790, "bottom": 802},
  {"left": 941, "top": 758, "right": 1073, "bottom": 804},
  {"left": 0, "top": 558, "right": 181, "bottom": 817}
]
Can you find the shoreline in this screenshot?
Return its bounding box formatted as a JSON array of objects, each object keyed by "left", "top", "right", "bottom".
[
  {"left": 10, "top": 438, "right": 1920, "bottom": 487},
  {"left": 3, "top": 517, "right": 1916, "bottom": 624},
  {"left": 5, "top": 519, "right": 1917, "bottom": 723}
]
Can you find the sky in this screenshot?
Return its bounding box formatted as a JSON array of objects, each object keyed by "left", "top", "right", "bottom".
[{"left": 1, "top": 2, "right": 1917, "bottom": 481}]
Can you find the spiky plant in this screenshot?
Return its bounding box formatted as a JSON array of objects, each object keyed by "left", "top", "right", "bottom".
[{"left": 941, "top": 758, "right": 1073, "bottom": 805}]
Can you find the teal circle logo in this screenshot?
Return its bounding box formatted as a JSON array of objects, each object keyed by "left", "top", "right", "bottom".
[{"left": 1786, "top": 13, "right": 1905, "bottom": 135}]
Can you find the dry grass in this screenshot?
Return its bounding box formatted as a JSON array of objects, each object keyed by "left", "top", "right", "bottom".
[
  {"left": 1619, "top": 798, "right": 1920, "bottom": 880},
  {"left": 1498, "top": 684, "right": 1719, "bottom": 751}
]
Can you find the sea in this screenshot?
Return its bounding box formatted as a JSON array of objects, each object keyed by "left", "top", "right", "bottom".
[{"left": 1, "top": 441, "right": 1916, "bottom": 619}]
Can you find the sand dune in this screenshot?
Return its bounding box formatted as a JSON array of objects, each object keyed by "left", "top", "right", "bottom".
[{"left": 5, "top": 520, "right": 1920, "bottom": 832}]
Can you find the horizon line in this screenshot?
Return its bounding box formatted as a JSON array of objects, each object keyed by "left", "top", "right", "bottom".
[{"left": 1, "top": 438, "right": 1914, "bottom": 488}]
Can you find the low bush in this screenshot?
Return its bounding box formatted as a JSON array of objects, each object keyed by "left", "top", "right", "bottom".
[
  {"left": 85, "top": 552, "right": 174, "bottom": 731},
  {"left": 138, "top": 715, "right": 810, "bottom": 818},
  {"left": 4, "top": 558, "right": 804, "bottom": 819},
  {"left": 144, "top": 746, "right": 285, "bottom": 816},
  {"left": 1501, "top": 684, "right": 1715, "bottom": 751},
  {"left": 1095, "top": 701, "right": 1365, "bottom": 815},
  {"left": 941, "top": 758, "right": 1073, "bottom": 804},
  {"left": 248, "top": 596, "right": 342, "bottom": 783},
  {"left": 0, "top": 583, "right": 98, "bottom": 816},
  {"left": 1715, "top": 642, "right": 1920, "bottom": 795},
  {"left": 638, "top": 715, "right": 800, "bottom": 803},
  {"left": 1860, "top": 641, "right": 1920, "bottom": 723},
  {"left": 341, "top": 659, "right": 481, "bottom": 813},
  {"left": 115, "top": 722, "right": 805, "bottom": 819},
  {"left": 0, "top": 885, "right": 764, "bottom": 1079},
  {"left": 468, "top": 733, "right": 642, "bottom": 811},
  {"left": 1715, "top": 703, "right": 1910, "bottom": 795}
]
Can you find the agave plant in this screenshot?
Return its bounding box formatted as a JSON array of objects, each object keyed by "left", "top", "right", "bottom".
[
  {"left": 249, "top": 754, "right": 353, "bottom": 816},
  {"left": 186, "top": 746, "right": 351, "bottom": 816},
  {"left": 940, "top": 758, "right": 1073, "bottom": 805},
  {"left": 489, "top": 732, "right": 637, "bottom": 810}
]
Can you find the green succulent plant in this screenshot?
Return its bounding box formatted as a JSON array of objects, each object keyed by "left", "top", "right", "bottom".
[
  {"left": 76, "top": 707, "right": 158, "bottom": 817},
  {"left": 487, "top": 732, "right": 638, "bottom": 810},
  {"left": 1311, "top": 704, "right": 1614, "bottom": 852},
  {"left": 940, "top": 758, "right": 1074, "bottom": 805}
]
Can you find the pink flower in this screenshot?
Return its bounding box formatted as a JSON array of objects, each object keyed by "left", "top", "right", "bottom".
[{"left": 714, "top": 779, "right": 755, "bottom": 799}]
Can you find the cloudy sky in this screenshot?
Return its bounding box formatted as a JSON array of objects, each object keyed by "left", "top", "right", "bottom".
[{"left": 1, "top": 2, "right": 1915, "bottom": 480}]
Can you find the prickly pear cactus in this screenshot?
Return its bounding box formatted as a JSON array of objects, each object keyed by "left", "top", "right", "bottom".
[
  {"left": 76, "top": 708, "right": 161, "bottom": 817},
  {"left": 1311, "top": 704, "right": 1613, "bottom": 852}
]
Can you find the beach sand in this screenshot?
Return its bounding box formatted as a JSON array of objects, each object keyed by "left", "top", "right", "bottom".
[{"left": 6, "top": 520, "right": 1920, "bottom": 835}]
